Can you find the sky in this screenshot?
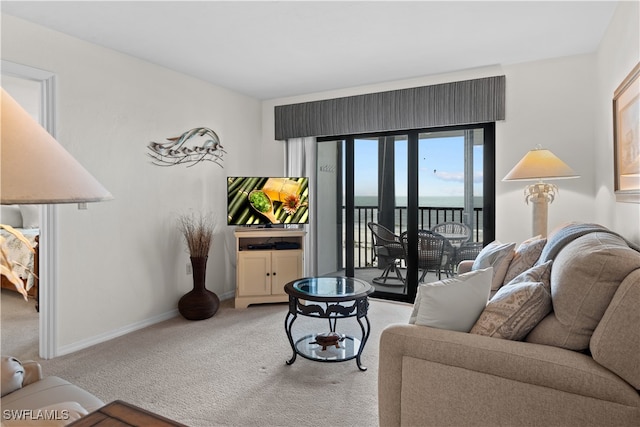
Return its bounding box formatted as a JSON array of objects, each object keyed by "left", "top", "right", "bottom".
[{"left": 353, "top": 135, "right": 484, "bottom": 201}]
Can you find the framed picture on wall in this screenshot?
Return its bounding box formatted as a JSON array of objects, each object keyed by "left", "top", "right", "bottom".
[{"left": 613, "top": 62, "right": 640, "bottom": 203}]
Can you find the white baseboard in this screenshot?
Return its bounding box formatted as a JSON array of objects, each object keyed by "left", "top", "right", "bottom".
[
  {"left": 55, "top": 291, "right": 237, "bottom": 357},
  {"left": 56, "top": 309, "right": 179, "bottom": 357}
]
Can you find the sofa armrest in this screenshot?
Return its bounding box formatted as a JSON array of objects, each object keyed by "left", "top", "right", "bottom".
[
  {"left": 21, "top": 360, "right": 42, "bottom": 386},
  {"left": 378, "top": 324, "right": 640, "bottom": 426},
  {"left": 457, "top": 260, "right": 473, "bottom": 274},
  {"left": 1, "top": 357, "right": 42, "bottom": 397}
]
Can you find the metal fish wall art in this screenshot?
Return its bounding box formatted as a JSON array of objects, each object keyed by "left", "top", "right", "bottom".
[{"left": 147, "top": 127, "right": 225, "bottom": 168}]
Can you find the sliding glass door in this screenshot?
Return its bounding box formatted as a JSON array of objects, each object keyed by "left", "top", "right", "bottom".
[
  {"left": 316, "top": 124, "right": 494, "bottom": 303},
  {"left": 417, "top": 129, "right": 485, "bottom": 241}
]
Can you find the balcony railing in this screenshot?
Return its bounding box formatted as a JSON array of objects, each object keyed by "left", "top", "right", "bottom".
[{"left": 350, "top": 205, "right": 483, "bottom": 269}]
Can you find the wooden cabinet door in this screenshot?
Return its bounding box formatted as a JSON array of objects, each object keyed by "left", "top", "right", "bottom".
[
  {"left": 237, "top": 252, "right": 271, "bottom": 297},
  {"left": 271, "top": 250, "right": 303, "bottom": 296}
]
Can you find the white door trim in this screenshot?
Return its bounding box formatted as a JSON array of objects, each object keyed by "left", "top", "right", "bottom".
[{"left": 2, "top": 60, "right": 58, "bottom": 359}]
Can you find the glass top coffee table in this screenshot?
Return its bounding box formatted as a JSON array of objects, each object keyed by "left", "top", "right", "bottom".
[{"left": 284, "top": 276, "right": 374, "bottom": 371}]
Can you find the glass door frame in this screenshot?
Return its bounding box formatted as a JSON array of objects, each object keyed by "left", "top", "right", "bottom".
[{"left": 317, "top": 122, "right": 495, "bottom": 303}]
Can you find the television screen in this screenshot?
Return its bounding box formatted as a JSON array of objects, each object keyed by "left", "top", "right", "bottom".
[{"left": 227, "top": 177, "right": 309, "bottom": 225}]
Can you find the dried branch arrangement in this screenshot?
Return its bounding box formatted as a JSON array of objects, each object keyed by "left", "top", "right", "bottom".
[{"left": 178, "top": 212, "right": 214, "bottom": 258}]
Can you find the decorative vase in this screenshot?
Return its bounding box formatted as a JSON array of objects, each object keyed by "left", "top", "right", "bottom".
[{"left": 178, "top": 256, "right": 220, "bottom": 320}]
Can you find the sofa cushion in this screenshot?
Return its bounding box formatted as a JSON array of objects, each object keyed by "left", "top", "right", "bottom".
[
  {"left": 502, "top": 235, "right": 546, "bottom": 285},
  {"left": 591, "top": 270, "right": 640, "bottom": 389},
  {"left": 526, "top": 232, "right": 640, "bottom": 351},
  {"left": 1, "top": 357, "right": 24, "bottom": 397},
  {"left": 409, "top": 267, "right": 492, "bottom": 332},
  {"left": 470, "top": 280, "right": 552, "bottom": 340},
  {"left": 472, "top": 241, "right": 515, "bottom": 291}
]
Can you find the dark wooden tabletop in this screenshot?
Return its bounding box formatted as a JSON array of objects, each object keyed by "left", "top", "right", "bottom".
[{"left": 69, "top": 400, "right": 188, "bottom": 427}]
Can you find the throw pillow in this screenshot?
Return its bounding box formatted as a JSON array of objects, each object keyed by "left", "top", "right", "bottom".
[
  {"left": 470, "top": 280, "right": 552, "bottom": 340},
  {"left": 503, "top": 235, "right": 547, "bottom": 285},
  {"left": 505, "top": 260, "right": 552, "bottom": 292},
  {"left": 472, "top": 241, "right": 516, "bottom": 291},
  {"left": 410, "top": 267, "right": 492, "bottom": 332},
  {"left": 1, "top": 356, "right": 24, "bottom": 397},
  {"left": 18, "top": 205, "right": 40, "bottom": 229}
]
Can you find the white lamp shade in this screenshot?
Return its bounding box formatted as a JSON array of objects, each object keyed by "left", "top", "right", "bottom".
[
  {"left": 503, "top": 148, "right": 579, "bottom": 181},
  {"left": 1, "top": 88, "right": 112, "bottom": 204}
]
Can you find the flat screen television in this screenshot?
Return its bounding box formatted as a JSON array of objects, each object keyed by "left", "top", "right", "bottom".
[{"left": 227, "top": 176, "right": 309, "bottom": 226}]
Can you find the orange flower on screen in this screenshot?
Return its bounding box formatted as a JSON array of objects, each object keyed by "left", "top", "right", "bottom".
[{"left": 282, "top": 194, "right": 301, "bottom": 215}]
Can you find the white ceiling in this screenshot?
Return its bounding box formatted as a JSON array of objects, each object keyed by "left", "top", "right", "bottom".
[{"left": 2, "top": 1, "right": 618, "bottom": 100}]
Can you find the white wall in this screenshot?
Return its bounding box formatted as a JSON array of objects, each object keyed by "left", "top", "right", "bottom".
[
  {"left": 498, "top": 54, "right": 597, "bottom": 243},
  {"left": 2, "top": 15, "right": 273, "bottom": 354},
  {"left": 594, "top": 0, "right": 640, "bottom": 243}
]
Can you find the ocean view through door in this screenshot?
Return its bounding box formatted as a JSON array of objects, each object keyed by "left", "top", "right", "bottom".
[{"left": 316, "top": 125, "right": 491, "bottom": 303}]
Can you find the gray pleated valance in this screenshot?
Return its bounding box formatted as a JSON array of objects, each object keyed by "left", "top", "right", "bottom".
[{"left": 275, "top": 75, "right": 505, "bottom": 140}]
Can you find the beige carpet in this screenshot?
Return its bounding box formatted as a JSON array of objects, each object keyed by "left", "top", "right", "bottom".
[
  {"left": 2, "top": 292, "right": 412, "bottom": 427},
  {"left": 1, "top": 289, "right": 39, "bottom": 360}
]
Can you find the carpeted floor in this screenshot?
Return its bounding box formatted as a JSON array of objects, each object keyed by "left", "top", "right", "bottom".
[
  {"left": 1, "top": 289, "right": 39, "bottom": 360},
  {"left": 1, "top": 291, "right": 412, "bottom": 426}
]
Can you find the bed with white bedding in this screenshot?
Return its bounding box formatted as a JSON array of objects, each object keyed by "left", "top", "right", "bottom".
[{"left": 0, "top": 205, "right": 39, "bottom": 302}]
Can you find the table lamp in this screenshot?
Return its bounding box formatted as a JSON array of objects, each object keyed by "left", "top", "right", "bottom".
[
  {"left": 503, "top": 146, "right": 579, "bottom": 237},
  {"left": 1, "top": 87, "right": 112, "bottom": 298},
  {"left": 1, "top": 88, "right": 112, "bottom": 204}
]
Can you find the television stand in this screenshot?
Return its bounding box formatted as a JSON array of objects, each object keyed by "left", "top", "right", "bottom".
[{"left": 234, "top": 228, "right": 306, "bottom": 308}]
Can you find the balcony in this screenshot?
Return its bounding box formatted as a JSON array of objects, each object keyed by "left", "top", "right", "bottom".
[{"left": 349, "top": 205, "right": 483, "bottom": 270}]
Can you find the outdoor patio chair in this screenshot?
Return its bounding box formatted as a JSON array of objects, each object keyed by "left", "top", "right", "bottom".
[
  {"left": 402, "top": 229, "right": 455, "bottom": 282},
  {"left": 368, "top": 222, "right": 405, "bottom": 287},
  {"left": 430, "top": 222, "right": 471, "bottom": 246},
  {"left": 431, "top": 222, "right": 472, "bottom": 273}
]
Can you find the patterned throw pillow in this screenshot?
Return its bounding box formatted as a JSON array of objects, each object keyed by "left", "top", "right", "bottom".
[
  {"left": 503, "top": 235, "right": 547, "bottom": 285},
  {"left": 470, "top": 280, "right": 552, "bottom": 340},
  {"left": 506, "top": 260, "right": 552, "bottom": 292},
  {"left": 472, "top": 241, "right": 516, "bottom": 291}
]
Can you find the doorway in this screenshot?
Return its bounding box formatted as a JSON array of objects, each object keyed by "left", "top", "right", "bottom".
[{"left": 2, "top": 60, "right": 58, "bottom": 358}]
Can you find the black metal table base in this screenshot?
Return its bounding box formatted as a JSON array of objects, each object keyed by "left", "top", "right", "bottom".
[{"left": 285, "top": 297, "right": 371, "bottom": 371}]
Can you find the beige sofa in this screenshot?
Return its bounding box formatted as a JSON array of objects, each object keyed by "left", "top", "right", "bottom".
[
  {"left": 379, "top": 223, "right": 640, "bottom": 426},
  {"left": 1, "top": 356, "right": 103, "bottom": 426}
]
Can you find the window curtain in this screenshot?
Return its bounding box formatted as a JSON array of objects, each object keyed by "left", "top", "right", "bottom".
[{"left": 286, "top": 136, "right": 317, "bottom": 276}]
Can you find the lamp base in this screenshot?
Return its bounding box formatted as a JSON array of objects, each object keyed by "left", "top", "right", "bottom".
[
  {"left": 525, "top": 182, "right": 557, "bottom": 238},
  {"left": 530, "top": 194, "right": 549, "bottom": 237}
]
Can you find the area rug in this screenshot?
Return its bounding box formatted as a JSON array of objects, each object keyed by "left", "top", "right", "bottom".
[{"left": 35, "top": 298, "right": 412, "bottom": 426}]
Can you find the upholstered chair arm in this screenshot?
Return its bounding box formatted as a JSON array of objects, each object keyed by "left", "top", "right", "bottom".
[
  {"left": 457, "top": 260, "right": 473, "bottom": 274},
  {"left": 21, "top": 360, "right": 43, "bottom": 386},
  {"left": 1, "top": 357, "right": 42, "bottom": 396}
]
